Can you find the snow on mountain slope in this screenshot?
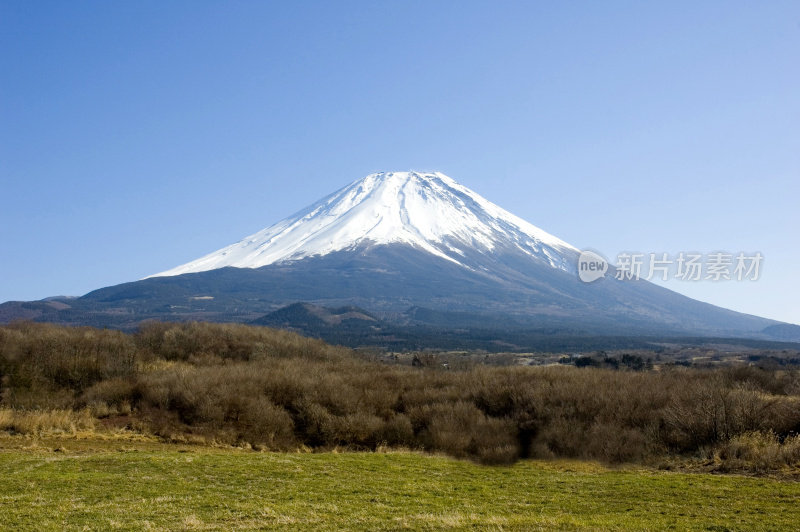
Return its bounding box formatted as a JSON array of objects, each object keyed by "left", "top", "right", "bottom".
[{"left": 149, "top": 171, "right": 580, "bottom": 278}]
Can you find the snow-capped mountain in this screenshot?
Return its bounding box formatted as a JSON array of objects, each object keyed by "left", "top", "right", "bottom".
[
  {"left": 1, "top": 170, "right": 786, "bottom": 342},
  {"left": 150, "top": 171, "right": 578, "bottom": 278}
]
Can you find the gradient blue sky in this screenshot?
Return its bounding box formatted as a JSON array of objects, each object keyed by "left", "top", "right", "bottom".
[{"left": 1, "top": 1, "right": 799, "bottom": 324}]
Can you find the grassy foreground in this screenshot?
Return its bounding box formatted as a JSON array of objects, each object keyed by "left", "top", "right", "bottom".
[{"left": 1, "top": 442, "right": 798, "bottom": 531}]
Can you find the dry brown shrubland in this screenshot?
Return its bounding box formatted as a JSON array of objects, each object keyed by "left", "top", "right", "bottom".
[
  {"left": 715, "top": 431, "right": 800, "bottom": 473},
  {"left": 2, "top": 321, "right": 800, "bottom": 467},
  {"left": 0, "top": 407, "right": 94, "bottom": 435}
]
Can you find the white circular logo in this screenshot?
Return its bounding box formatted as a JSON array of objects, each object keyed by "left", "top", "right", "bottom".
[{"left": 578, "top": 250, "right": 608, "bottom": 283}]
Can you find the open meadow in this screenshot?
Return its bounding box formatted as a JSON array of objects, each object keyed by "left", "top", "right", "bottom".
[{"left": 2, "top": 437, "right": 800, "bottom": 531}]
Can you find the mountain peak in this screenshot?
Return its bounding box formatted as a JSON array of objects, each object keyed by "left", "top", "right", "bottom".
[
  {"left": 148, "top": 171, "right": 578, "bottom": 278},
  {"left": 368, "top": 170, "right": 456, "bottom": 187}
]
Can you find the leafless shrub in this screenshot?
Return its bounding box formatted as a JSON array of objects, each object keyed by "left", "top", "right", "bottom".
[
  {"left": 717, "top": 431, "right": 800, "bottom": 473},
  {"left": 3, "top": 322, "right": 800, "bottom": 466},
  {"left": 0, "top": 407, "right": 94, "bottom": 435}
]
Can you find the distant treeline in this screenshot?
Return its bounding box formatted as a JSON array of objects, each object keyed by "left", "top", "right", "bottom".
[
  {"left": 1, "top": 321, "right": 799, "bottom": 470},
  {"left": 256, "top": 321, "right": 800, "bottom": 353}
]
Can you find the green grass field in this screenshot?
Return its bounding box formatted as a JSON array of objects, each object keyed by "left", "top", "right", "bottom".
[{"left": 1, "top": 440, "right": 799, "bottom": 531}]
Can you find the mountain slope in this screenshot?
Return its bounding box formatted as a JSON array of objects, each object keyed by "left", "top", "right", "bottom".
[{"left": 75, "top": 242, "right": 776, "bottom": 335}]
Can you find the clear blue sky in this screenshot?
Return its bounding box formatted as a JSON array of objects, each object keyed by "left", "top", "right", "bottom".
[{"left": 2, "top": 1, "right": 798, "bottom": 324}]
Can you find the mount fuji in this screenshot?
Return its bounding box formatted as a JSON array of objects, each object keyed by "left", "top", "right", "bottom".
[{"left": 1, "top": 171, "right": 793, "bottom": 344}]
